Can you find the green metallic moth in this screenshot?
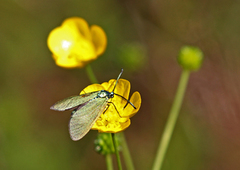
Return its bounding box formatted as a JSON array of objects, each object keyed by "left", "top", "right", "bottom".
[{"left": 50, "top": 69, "right": 136, "bottom": 141}]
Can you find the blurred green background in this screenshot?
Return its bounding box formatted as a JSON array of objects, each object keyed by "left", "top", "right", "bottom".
[{"left": 1, "top": 0, "right": 240, "bottom": 169}]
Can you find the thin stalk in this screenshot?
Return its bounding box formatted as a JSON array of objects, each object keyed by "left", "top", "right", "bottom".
[
  {"left": 111, "top": 133, "right": 122, "bottom": 170},
  {"left": 120, "top": 132, "right": 135, "bottom": 170},
  {"left": 85, "top": 64, "right": 98, "bottom": 83},
  {"left": 106, "top": 154, "right": 114, "bottom": 170},
  {"left": 152, "top": 70, "right": 190, "bottom": 170},
  {"left": 85, "top": 65, "right": 114, "bottom": 170}
]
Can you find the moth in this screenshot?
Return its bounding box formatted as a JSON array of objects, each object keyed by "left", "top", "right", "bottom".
[{"left": 50, "top": 69, "right": 136, "bottom": 141}]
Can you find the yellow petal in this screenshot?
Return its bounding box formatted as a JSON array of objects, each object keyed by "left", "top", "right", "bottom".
[
  {"left": 47, "top": 26, "right": 75, "bottom": 57},
  {"left": 80, "top": 84, "right": 104, "bottom": 95},
  {"left": 122, "top": 91, "right": 141, "bottom": 117},
  {"left": 103, "top": 79, "right": 130, "bottom": 99},
  {"left": 90, "top": 25, "right": 107, "bottom": 55},
  {"left": 100, "top": 79, "right": 113, "bottom": 90},
  {"left": 62, "top": 17, "right": 91, "bottom": 40},
  {"left": 93, "top": 119, "right": 131, "bottom": 133},
  {"left": 53, "top": 54, "right": 85, "bottom": 68},
  {"left": 48, "top": 26, "right": 88, "bottom": 68},
  {"left": 100, "top": 79, "right": 131, "bottom": 117},
  {"left": 114, "top": 79, "right": 130, "bottom": 99},
  {"left": 72, "top": 38, "right": 96, "bottom": 61},
  {"left": 112, "top": 79, "right": 131, "bottom": 113}
]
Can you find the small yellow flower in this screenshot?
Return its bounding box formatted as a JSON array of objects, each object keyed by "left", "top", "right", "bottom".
[
  {"left": 80, "top": 79, "right": 141, "bottom": 133},
  {"left": 47, "top": 17, "right": 107, "bottom": 68}
]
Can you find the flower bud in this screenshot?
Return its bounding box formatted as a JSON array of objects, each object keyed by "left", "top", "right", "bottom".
[
  {"left": 117, "top": 42, "right": 147, "bottom": 72},
  {"left": 94, "top": 133, "right": 116, "bottom": 155},
  {"left": 178, "top": 46, "right": 204, "bottom": 71}
]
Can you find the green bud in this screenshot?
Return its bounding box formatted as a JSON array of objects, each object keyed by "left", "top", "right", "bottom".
[
  {"left": 94, "top": 133, "right": 121, "bottom": 155},
  {"left": 178, "top": 46, "right": 204, "bottom": 71},
  {"left": 117, "top": 42, "right": 147, "bottom": 72}
]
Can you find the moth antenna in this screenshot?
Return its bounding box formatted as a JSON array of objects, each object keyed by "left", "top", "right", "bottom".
[
  {"left": 115, "top": 93, "right": 136, "bottom": 109},
  {"left": 112, "top": 68, "right": 123, "bottom": 92}
]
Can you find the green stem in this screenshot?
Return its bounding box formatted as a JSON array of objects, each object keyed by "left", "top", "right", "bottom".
[
  {"left": 120, "top": 132, "right": 135, "bottom": 170},
  {"left": 111, "top": 133, "right": 122, "bottom": 170},
  {"left": 106, "top": 154, "right": 114, "bottom": 170},
  {"left": 85, "top": 64, "right": 98, "bottom": 83},
  {"left": 85, "top": 65, "right": 114, "bottom": 169},
  {"left": 152, "top": 70, "right": 190, "bottom": 170}
]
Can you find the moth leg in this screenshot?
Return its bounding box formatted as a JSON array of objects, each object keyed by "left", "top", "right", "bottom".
[
  {"left": 107, "top": 102, "right": 122, "bottom": 118},
  {"left": 71, "top": 109, "right": 77, "bottom": 116}
]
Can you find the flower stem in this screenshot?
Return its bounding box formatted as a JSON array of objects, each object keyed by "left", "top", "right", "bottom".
[
  {"left": 111, "top": 133, "right": 122, "bottom": 170},
  {"left": 85, "top": 65, "right": 114, "bottom": 170},
  {"left": 152, "top": 69, "right": 190, "bottom": 170},
  {"left": 106, "top": 154, "right": 114, "bottom": 170},
  {"left": 119, "top": 132, "right": 135, "bottom": 170},
  {"left": 85, "top": 64, "right": 98, "bottom": 83}
]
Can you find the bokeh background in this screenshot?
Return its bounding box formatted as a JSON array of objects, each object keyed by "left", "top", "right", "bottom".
[{"left": 1, "top": 0, "right": 240, "bottom": 169}]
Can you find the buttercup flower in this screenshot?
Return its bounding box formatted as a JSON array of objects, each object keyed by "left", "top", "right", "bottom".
[
  {"left": 80, "top": 79, "right": 141, "bottom": 133},
  {"left": 47, "top": 17, "right": 107, "bottom": 68}
]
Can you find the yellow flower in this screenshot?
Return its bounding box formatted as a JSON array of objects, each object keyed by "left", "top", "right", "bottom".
[
  {"left": 80, "top": 79, "right": 141, "bottom": 133},
  {"left": 47, "top": 17, "right": 107, "bottom": 68}
]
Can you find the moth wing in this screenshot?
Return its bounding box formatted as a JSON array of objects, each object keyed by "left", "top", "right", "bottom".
[
  {"left": 69, "top": 97, "right": 109, "bottom": 141},
  {"left": 50, "top": 91, "right": 99, "bottom": 111}
]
